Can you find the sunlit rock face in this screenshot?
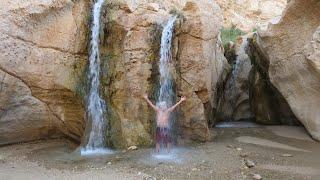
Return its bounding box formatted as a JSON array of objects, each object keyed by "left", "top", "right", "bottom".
[
  {"left": 216, "top": 0, "right": 287, "bottom": 32},
  {"left": 0, "top": 0, "right": 90, "bottom": 145},
  {"left": 248, "top": 0, "right": 320, "bottom": 140},
  {"left": 100, "top": 0, "right": 229, "bottom": 147}
]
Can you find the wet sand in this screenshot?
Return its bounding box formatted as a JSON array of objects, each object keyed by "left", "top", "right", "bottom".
[{"left": 0, "top": 125, "right": 319, "bottom": 180}]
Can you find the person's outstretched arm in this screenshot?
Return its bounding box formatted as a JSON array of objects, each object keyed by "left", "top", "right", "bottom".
[
  {"left": 143, "top": 94, "right": 158, "bottom": 111},
  {"left": 168, "top": 97, "right": 186, "bottom": 112}
]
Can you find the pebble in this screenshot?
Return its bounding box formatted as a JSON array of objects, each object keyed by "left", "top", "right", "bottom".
[
  {"left": 144, "top": 176, "right": 156, "bottom": 180},
  {"left": 192, "top": 168, "right": 198, "bottom": 171},
  {"left": 236, "top": 148, "right": 243, "bottom": 151},
  {"left": 252, "top": 173, "right": 262, "bottom": 180},
  {"left": 128, "top": 146, "right": 138, "bottom": 150},
  {"left": 240, "top": 153, "right": 248, "bottom": 158},
  {"left": 0, "top": 155, "right": 5, "bottom": 164},
  {"left": 245, "top": 159, "right": 255, "bottom": 168},
  {"left": 281, "top": 154, "right": 293, "bottom": 157},
  {"left": 226, "top": 145, "right": 233, "bottom": 148},
  {"left": 107, "top": 162, "right": 112, "bottom": 165}
]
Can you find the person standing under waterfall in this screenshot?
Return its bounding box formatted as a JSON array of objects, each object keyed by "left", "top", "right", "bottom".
[{"left": 143, "top": 94, "right": 186, "bottom": 152}]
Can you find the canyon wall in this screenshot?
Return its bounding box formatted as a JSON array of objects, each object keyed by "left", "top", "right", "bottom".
[
  {"left": 0, "top": 0, "right": 90, "bottom": 145},
  {"left": 0, "top": 0, "right": 229, "bottom": 147},
  {"left": 101, "top": 0, "right": 229, "bottom": 147},
  {"left": 216, "top": 0, "right": 287, "bottom": 32},
  {"left": 248, "top": 0, "right": 320, "bottom": 140}
]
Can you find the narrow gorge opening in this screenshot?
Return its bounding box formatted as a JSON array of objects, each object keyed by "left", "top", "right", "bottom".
[{"left": 213, "top": 29, "right": 303, "bottom": 130}]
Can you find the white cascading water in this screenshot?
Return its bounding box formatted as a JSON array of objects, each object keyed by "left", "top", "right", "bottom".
[
  {"left": 157, "top": 16, "right": 177, "bottom": 109},
  {"left": 81, "top": 0, "right": 111, "bottom": 155}
]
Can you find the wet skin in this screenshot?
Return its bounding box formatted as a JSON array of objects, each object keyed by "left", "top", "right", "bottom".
[{"left": 143, "top": 94, "right": 186, "bottom": 152}]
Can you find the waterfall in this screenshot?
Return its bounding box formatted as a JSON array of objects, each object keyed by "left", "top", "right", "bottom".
[
  {"left": 81, "top": 0, "right": 111, "bottom": 155},
  {"left": 157, "top": 16, "right": 177, "bottom": 109}
]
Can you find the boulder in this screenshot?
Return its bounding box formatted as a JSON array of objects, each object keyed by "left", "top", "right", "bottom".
[
  {"left": 248, "top": 0, "right": 320, "bottom": 139},
  {"left": 0, "top": 0, "right": 90, "bottom": 144}
]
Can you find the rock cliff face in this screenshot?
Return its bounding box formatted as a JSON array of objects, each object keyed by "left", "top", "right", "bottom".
[
  {"left": 216, "top": 0, "right": 287, "bottom": 31},
  {"left": 0, "top": 0, "right": 228, "bottom": 147},
  {"left": 100, "top": 0, "right": 229, "bottom": 147},
  {"left": 248, "top": 0, "right": 320, "bottom": 140},
  {"left": 0, "top": 0, "right": 90, "bottom": 145},
  {"left": 216, "top": 37, "right": 253, "bottom": 122}
]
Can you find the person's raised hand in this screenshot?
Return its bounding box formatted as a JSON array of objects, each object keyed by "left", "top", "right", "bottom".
[
  {"left": 143, "top": 94, "right": 148, "bottom": 99},
  {"left": 181, "top": 96, "right": 186, "bottom": 101}
]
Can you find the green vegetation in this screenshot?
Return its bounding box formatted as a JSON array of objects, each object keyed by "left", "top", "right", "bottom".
[
  {"left": 169, "top": 8, "right": 184, "bottom": 19},
  {"left": 252, "top": 28, "right": 257, "bottom": 32},
  {"left": 220, "top": 26, "right": 245, "bottom": 49}
]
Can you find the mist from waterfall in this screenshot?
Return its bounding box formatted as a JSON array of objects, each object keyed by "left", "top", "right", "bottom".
[
  {"left": 157, "top": 16, "right": 177, "bottom": 110},
  {"left": 82, "top": 0, "right": 111, "bottom": 155}
]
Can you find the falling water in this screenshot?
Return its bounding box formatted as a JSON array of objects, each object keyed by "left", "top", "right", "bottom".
[
  {"left": 227, "top": 38, "right": 249, "bottom": 103},
  {"left": 81, "top": 0, "right": 111, "bottom": 155},
  {"left": 157, "top": 16, "right": 177, "bottom": 109}
]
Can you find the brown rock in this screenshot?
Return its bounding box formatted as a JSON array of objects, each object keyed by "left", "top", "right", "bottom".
[
  {"left": 101, "top": 0, "right": 229, "bottom": 147},
  {"left": 0, "top": 0, "right": 90, "bottom": 144},
  {"left": 248, "top": 0, "right": 320, "bottom": 140},
  {"left": 216, "top": 36, "right": 254, "bottom": 122},
  {"left": 216, "top": 0, "right": 287, "bottom": 32}
]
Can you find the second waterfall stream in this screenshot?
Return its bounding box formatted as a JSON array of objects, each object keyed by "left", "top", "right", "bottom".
[{"left": 81, "top": 0, "right": 111, "bottom": 155}]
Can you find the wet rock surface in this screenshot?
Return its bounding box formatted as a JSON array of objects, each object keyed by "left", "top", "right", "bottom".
[{"left": 100, "top": 0, "right": 229, "bottom": 147}]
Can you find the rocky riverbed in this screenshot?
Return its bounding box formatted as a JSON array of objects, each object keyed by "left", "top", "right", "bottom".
[{"left": 0, "top": 125, "right": 319, "bottom": 180}]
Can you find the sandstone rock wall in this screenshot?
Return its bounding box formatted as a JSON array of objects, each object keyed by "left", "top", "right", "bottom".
[
  {"left": 249, "top": 0, "right": 320, "bottom": 140},
  {"left": 0, "top": 0, "right": 90, "bottom": 145},
  {"left": 101, "top": 0, "right": 229, "bottom": 147},
  {"left": 216, "top": 0, "right": 287, "bottom": 31},
  {"left": 216, "top": 37, "right": 253, "bottom": 122}
]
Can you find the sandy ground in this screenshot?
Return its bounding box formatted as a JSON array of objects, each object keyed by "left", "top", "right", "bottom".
[{"left": 0, "top": 125, "right": 320, "bottom": 180}]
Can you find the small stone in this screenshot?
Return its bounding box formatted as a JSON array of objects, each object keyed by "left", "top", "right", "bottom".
[
  {"left": 121, "top": 150, "right": 127, "bottom": 153},
  {"left": 192, "top": 168, "right": 198, "bottom": 171},
  {"left": 245, "top": 159, "right": 255, "bottom": 168},
  {"left": 281, "top": 154, "right": 293, "bottom": 157},
  {"left": 128, "top": 146, "right": 138, "bottom": 150},
  {"left": 240, "top": 153, "right": 248, "bottom": 158},
  {"left": 236, "top": 147, "right": 243, "bottom": 151},
  {"left": 107, "top": 162, "right": 112, "bottom": 165},
  {"left": 252, "top": 173, "right": 262, "bottom": 180},
  {"left": 226, "top": 145, "right": 233, "bottom": 148},
  {"left": 0, "top": 155, "right": 5, "bottom": 164}
]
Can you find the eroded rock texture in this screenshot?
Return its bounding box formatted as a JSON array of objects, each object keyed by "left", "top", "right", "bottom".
[
  {"left": 216, "top": 0, "right": 287, "bottom": 31},
  {"left": 0, "top": 0, "right": 90, "bottom": 145},
  {"left": 248, "top": 0, "right": 320, "bottom": 140},
  {"left": 216, "top": 37, "right": 253, "bottom": 122},
  {"left": 101, "top": 0, "right": 229, "bottom": 147}
]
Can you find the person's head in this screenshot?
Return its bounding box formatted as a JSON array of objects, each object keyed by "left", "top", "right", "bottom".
[{"left": 157, "top": 101, "right": 167, "bottom": 110}]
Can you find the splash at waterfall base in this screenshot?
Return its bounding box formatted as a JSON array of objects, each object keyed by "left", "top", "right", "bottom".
[{"left": 1, "top": 126, "right": 319, "bottom": 180}]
